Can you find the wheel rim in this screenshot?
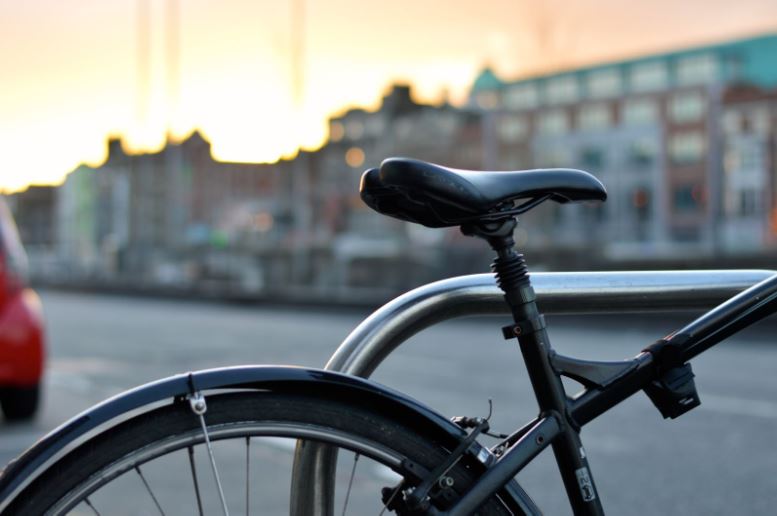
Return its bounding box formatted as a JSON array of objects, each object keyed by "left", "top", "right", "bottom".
[{"left": 50, "top": 421, "right": 408, "bottom": 515}]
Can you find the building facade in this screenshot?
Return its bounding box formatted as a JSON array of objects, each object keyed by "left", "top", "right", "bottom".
[
  {"left": 7, "top": 32, "right": 777, "bottom": 298},
  {"left": 470, "top": 33, "right": 777, "bottom": 259},
  {"left": 719, "top": 85, "right": 777, "bottom": 254}
]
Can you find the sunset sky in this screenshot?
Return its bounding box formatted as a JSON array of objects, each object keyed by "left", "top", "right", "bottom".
[{"left": 2, "top": 0, "right": 776, "bottom": 192}]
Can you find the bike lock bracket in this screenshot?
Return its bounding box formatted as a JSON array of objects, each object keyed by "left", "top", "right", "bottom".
[
  {"left": 644, "top": 362, "right": 701, "bottom": 419},
  {"left": 641, "top": 334, "right": 701, "bottom": 418}
]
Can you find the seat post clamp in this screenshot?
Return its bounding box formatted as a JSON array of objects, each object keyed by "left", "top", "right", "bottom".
[{"left": 502, "top": 315, "right": 546, "bottom": 339}]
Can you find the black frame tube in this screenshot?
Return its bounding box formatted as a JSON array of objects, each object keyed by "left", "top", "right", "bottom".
[
  {"left": 446, "top": 416, "right": 560, "bottom": 516},
  {"left": 674, "top": 273, "right": 777, "bottom": 362},
  {"left": 571, "top": 274, "right": 777, "bottom": 427},
  {"left": 482, "top": 231, "right": 607, "bottom": 516},
  {"left": 478, "top": 232, "right": 777, "bottom": 515}
]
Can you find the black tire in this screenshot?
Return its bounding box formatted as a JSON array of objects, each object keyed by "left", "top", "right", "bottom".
[
  {"left": 7, "top": 392, "right": 516, "bottom": 515},
  {"left": 0, "top": 384, "right": 40, "bottom": 422}
]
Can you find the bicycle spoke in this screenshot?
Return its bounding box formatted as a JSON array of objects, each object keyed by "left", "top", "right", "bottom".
[
  {"left": 190, "top": 392, "right": 230, "bottom": 516},
  {"left": 341, "top": 453, "right": 360, "bottom": 516},
  {"left": 188, "top": 446, "right": 205, "bottom": 516},
  {"left": 245, "top": 437, "right": 250, "bottom": 516},
  {"left": 84, "top": 498, "right": 101, "bottom": 516},
  {"left": 379, "top": 481, "right": 404, "bottom": 516},
  {"left": 135, "top": 466, "right": 166, "bottom": 516}
]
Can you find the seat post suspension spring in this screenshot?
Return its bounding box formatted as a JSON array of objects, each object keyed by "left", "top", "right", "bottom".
[{"left": 491, "top": 245, "right": 530, "bottom": 295}]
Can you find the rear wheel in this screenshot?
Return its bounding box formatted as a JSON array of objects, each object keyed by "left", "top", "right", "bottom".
[
  {"left": 7, "top": 391, "right": 520, "bottom": 515},
  {"left": 0, "top": 383, "right": 40, "bottom": 421}
]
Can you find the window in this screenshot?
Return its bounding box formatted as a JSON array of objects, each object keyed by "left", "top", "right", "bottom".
[
  {"left": 498, "top": 115, "right": 528, "bottom": 141},
  {"left": 346, "top": 120, "right": 365, "bottom": 140},
  {"left": 545, "top": 76, "right": 579, "bottom": 104},
  {"left": 366, "top": 117, "right": 385, "bottom": 136},
  {"left": 587, "top": 69, "right": 622, "bottom": 98},
  {"left": 578, "top": 104, "right": 611, "bottom": 130},
  {"left": 632, "top": 187, "right": 651, "bottom": 215},
  {"left": 725, "top": 141, "right": 765, "bottom": 172},
  {"left": 676, "top": 53, "right": 718, "bottom": 85},
  {"left": 669, "top": 132, "right": 705, "bottom": 165},
  {"left": 673, "top": 184, "right": 702, "bottom": 212},
  {"left": 538, "top": 110, "right": 569, "bottom": 135},
  {"left": 580, "top": 147, "right": 605, "bottom": 169},
  {"left": 501, "top": 149, "right": 527, "bottom": 169},
  {"left": 669, "top": 92, "right": 705, "bottom": 123},
  {"left": 722, "top": 111, "right": 742, "bottom": 134},
  {"left": 394, "top": 118, "right": 414, "bottom": 140},
  {"left": 621, "top": 99, "right": 658, "bottom": 125},
  {"left": 630, "top": 61, "right": 668, "bottom": 92},
  {"left": 751, "top": 111, "right": 770, "bottom": 135},
  {"left": 504, "top": 83, "right": 539, "bottom": 110},
  {"left": 737, "top": 190, "right": 759, "bottom": 216},
  {"left": 724, "top": 184, "right": 761, "bottom": 216},
  {"left": 537, "top": 146, "right": 572, "bottom": 167},
  {"left": 435, "top": 113, "right": 457, "bottom": 134},
  {"left": 628, "top": 139, "right": 658, "bottom": 169}
]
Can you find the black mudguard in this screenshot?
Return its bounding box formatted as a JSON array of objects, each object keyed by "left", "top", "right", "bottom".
[{"left": 0, "top": 365, "right": 536, "bottom": 513}]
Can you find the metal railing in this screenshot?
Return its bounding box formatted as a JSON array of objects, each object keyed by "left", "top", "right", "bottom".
[{"left": 326, "top": 270, "right": 776, "bottom": 377}]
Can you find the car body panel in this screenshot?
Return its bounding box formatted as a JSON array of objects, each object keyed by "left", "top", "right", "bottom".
[{"left": 0, "top": 288, "right": 44, "bottom": 385}]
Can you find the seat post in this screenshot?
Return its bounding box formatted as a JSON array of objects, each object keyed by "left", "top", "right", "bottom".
[
  {"left": 461, "top": 219, "right": 539, "bottom": 329},
  {"left": 462, "top": 218, "right": 605, "bottom": 515}
]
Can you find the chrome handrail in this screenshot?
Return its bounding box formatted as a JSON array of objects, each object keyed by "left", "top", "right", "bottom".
[{"left": 326, "top": 270, "right": 776, "bottom": 377}]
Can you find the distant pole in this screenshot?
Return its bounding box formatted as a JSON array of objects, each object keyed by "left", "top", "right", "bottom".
[
  {"left": 290, "top": 0, "right": 309, "bottom": 285},
  {"left": 290, "top": 0, "right": 305, "bottom": 111},
  {"left": 166, "top": 0, "right": 180, "bottom": 139},
  {"left": 137, "top": 0, "right": 151, "bottom": 138}
]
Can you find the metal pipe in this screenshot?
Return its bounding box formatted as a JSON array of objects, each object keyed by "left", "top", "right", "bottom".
[{"left": 325, "top": 270, "right": 776, "bottom": 377}]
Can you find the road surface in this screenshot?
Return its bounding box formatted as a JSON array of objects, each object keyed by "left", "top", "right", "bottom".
[{"left": 2, "top": 290, "right": 776, "bottom": 514}]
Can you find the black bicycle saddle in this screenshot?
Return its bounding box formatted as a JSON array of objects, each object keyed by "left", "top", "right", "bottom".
[{"left": 360, "top": 158, "right": 607, "bottom": 228}]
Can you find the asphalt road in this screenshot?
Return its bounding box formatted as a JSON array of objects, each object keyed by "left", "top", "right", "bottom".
[{"left": 2, "top": 290, "right": 776, "bottom": 515}]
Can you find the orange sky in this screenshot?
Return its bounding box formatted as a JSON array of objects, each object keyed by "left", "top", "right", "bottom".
[{"left": 2, "top": 0, "right": 776, "bottom": 192}]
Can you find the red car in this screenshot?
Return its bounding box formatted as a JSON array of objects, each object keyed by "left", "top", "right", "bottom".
[{"left": 0, "top": 199, "right": 44, "bottom": 421}]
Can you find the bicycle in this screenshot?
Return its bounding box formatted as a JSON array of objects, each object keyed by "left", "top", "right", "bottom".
[{"left": 1, "top": 157, "right": 776, "bottom": 515}]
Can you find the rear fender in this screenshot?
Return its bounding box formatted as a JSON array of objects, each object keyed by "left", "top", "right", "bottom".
[{"left": 0, "top": 365, "right": 483, "bottom": 509}]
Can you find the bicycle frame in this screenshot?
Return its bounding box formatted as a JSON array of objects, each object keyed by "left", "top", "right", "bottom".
[{"left": 293, "top": 269, "right": 777, "bottom": 515}]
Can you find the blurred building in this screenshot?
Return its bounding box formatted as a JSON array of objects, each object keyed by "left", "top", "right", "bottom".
[
  {"left": 9, "top": 32, "right": 777, "bottom": 299},
  {"left": 54, "top": 132, "right": 284, "bottom": 292},
  {"left": 5, "top": 186, "right": 57, "bottom": 279},
  {"left": 719, "top": 85, "right": 777, "bottom": 254},
  {"left": 318, "top": 84, "right": 489, "bottom": 291},
  {"left": 470, "top": 32, "right": 777, "bottom": 260}
]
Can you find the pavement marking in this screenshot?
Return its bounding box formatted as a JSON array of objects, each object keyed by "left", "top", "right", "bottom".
[
  {"left": 46, "top": 370, "right": 94, "bottom": 393},
  {"left": 700, "top": 393, "right": 777, "bottom": 420}
]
